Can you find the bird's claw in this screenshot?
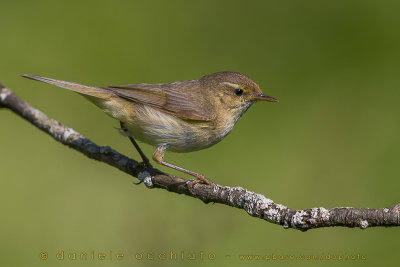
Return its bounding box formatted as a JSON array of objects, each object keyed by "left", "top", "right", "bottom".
[{"left": 186, "top": 176, "right": 214, "bottom": 195}]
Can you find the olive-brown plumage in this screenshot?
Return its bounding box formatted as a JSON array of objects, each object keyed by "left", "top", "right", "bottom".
[{"left": 22, "top": 72, "right": 278, "bottom": 190}]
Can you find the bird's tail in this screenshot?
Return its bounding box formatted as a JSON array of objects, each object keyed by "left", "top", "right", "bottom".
[{"left": 22, "top": 74, "right": 113, "bottom": 99}]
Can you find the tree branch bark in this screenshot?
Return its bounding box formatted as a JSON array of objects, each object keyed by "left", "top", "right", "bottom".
[{"left": 1, "top": 83, "right": 399, "bottom": 231}]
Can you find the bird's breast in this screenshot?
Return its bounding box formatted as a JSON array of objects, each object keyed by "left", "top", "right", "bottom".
[{"left": 122, "top": 104, "right": 236, "bottom": 152}]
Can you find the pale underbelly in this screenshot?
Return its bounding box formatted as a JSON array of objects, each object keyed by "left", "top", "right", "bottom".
[
  {"left": 97, "top": 99, "right": 234, "bottom": 152},
  {"left": 123, "top": 106, "right": 223, "bottom": 152}
]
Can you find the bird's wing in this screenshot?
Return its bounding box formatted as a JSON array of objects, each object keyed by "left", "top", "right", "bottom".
[{"left": 106, "top": 83, "right": 215, "bottom": 121}]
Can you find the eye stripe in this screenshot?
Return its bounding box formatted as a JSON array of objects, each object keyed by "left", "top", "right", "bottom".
[
  {"left": 221, "top": 82, "right": 245, "bottom": 96},
  {"left": 222, "top": 82, "right": 240, "bottom": 88}
]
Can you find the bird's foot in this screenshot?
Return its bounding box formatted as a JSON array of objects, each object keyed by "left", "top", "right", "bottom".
[{"left": 186, "top": 175, "right": 214, "bottom": 195}]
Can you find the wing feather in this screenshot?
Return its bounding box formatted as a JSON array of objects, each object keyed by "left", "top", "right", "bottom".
[{"left": 107, "top": 82, "right": 215, "bottom": 121}]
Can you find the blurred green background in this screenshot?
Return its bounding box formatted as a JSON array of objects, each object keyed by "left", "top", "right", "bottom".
[{"left": 1, "top": 0, "right": 399, "bottom": 266}]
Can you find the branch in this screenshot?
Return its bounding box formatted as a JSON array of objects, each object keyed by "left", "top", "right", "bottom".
[{"left": 1, "top": 83, "right": 399, "bottom": 231}]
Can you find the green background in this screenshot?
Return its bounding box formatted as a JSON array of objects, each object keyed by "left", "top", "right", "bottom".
[{"left": 1, "top": 0, "right": 399, "bottom": 266}]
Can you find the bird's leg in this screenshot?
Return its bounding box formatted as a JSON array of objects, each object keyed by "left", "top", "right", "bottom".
[
  {"left": 120, "top": 121, "right": 150, "bottom": 165},
  {"left": 152, "top": 144, "right": 214, "bottom": 193}
]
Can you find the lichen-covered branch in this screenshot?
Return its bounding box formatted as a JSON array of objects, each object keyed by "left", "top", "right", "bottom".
[{"left": 1, "top": 83, "right": 399, "bottom": 231}]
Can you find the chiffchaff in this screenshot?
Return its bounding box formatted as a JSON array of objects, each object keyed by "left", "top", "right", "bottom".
[{"left": 23, "top": 72, "right": 278, "bottom": 190}]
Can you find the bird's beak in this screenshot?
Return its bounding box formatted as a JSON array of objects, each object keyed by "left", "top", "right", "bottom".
[{"left": 248, "top": 93, "right": 279, "bottom": 102}]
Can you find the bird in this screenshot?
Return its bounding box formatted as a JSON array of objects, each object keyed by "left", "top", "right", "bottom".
[{"left": 23, "top": 71, "right": 278, "bottom": 191}]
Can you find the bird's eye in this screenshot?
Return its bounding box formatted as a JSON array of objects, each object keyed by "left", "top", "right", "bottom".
[{"left": 235, "top": 88, "right": 244, "bottom": 96}]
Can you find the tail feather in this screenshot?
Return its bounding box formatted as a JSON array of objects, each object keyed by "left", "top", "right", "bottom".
[{"left": 22, "top": 74, "right": 113, "bottom": 99}]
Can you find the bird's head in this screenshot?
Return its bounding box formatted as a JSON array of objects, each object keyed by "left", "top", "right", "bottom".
[{"left": 200, "top": 71, "right": 278, "bottom": 118}]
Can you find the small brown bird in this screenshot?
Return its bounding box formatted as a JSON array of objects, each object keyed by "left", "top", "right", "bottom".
[{"left": 23, "top": 72, "right": 277, "bottom": 189}]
